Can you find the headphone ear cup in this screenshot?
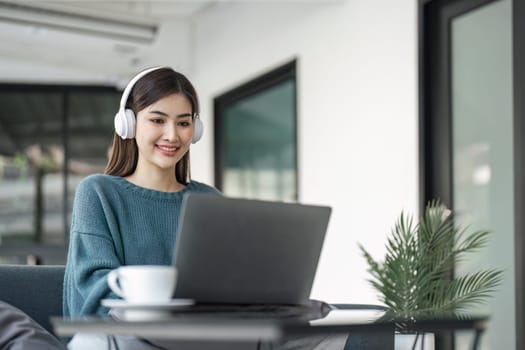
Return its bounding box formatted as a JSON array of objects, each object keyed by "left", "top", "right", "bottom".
[
  {"left": 123, "top": 109, "right": 136, "bottom": 139},
  {"left": 114, "top": 108, "right": 136, "bottom": 139},
  {"left": 114, "top": 109, "right": 126, "bottom": 139},
  {"left": 192, "top": 118, "right": 204, "bottom": 144}
]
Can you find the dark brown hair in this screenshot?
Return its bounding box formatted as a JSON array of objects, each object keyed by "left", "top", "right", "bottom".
[{"left": 104, "top": 67, "right": 199, "bottom": 184}]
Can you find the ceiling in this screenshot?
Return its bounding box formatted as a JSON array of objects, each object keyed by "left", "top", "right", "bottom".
[
  {"left": 0, "top": 0, "right": 214, "bottom": 26},
  {"left": 37, "top": 1, "right": 214, "bottom": 18},
  {"left": 0, "top": 0, "right": 220, "bottom": 83},
  {"left": 0, "top": 0, "right": 336, "bottom": 83}
]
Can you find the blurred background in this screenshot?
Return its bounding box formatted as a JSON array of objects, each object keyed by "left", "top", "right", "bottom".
[{"left": 0, "top": 1, "right": 520, "bottom": 349}]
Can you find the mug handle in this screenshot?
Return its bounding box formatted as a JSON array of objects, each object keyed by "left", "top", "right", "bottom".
[{"left": 107, "top": 269, "right": 125, "bottom": 298}]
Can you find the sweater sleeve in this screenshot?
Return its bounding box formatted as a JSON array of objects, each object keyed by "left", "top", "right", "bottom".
[{"left": 63, "top": 176, "right": 122, "bottom": 317}]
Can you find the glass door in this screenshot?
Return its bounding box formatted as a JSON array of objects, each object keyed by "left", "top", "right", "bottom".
[
  {"left": 450, "top": 0, "right": 514, "bottom": 348},
  {"left": 420, "top": 0, "right": 522, "bottom": 348}
]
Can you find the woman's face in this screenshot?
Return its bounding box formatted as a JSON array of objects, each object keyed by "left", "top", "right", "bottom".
[{"left": 134, "top": 92, "right": 194, "bottom": 174}]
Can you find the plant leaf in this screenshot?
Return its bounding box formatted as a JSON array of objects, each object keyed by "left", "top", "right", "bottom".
[{"left": 358, "top": 200, "right": 504, "bottom": 321}]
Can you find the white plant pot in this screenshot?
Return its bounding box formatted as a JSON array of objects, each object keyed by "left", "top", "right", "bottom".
[{"left": 395, "top": 332, "right": 435, "bottom": 350}]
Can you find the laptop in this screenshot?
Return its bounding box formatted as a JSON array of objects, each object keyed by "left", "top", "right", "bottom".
[{"left": 172, "top": 193, "right": 331, "bottom": 309}]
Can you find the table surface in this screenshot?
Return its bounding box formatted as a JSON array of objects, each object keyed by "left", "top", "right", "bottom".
[{"left": 52, "top": 303, "right": 489, "bottom": 343}]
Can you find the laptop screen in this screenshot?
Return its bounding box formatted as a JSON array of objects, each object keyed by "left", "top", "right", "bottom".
[{"left": 173, "top": 193, "right": 331, "bottom": 306}]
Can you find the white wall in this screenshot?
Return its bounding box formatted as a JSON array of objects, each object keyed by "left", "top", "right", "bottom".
[{"left": 187, "top": 0, "right": 419, "bottom": 304}]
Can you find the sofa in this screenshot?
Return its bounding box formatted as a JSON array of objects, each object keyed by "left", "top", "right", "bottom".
[{"left": 0, "top": 264, "right": 64, "bottom": 334}]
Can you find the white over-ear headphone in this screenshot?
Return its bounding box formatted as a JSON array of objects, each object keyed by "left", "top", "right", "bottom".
[{"left": 114, "top": 66, "right": 204, "bottom": 144}]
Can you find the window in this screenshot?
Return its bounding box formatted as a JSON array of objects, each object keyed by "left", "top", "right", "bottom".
[
  {"left": 0, "top": 85, "right": 120, "bottom": 264},
  {"left": 214, "top": 61, "right": 298, "bottom": 201}
]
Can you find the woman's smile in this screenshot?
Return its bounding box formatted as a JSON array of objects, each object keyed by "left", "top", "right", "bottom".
[{"left": 156, "top": 144, "right": 179, "bottom": 156}]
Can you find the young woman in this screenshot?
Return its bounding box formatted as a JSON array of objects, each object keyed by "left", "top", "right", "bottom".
[
  {"left": 63, "top": 67, "right": 219, "bottom": 318},
  {"left": 62, "top": 66, "right": 347, "bottom": 350}
]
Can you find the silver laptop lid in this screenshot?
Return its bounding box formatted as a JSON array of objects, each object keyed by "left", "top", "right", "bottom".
[{"left": 173, "top": 193, "right": 331, "bottom": 306}]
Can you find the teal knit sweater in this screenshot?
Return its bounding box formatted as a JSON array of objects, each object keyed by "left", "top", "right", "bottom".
[{"left": 63, "top": 174, "right": 219, "bottom": 317}]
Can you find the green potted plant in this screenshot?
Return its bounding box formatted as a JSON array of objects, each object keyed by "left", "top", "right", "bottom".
[{"left": 359, "top": 200, "right": 503, "bottom": 322}]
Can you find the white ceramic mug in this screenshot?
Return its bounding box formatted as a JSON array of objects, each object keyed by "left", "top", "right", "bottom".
[{"left": 107, "top": 265, "right": 177, "bottom": 303}]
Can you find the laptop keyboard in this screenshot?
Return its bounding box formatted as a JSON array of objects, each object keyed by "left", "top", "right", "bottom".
[{"left": 172, "top": 302, "right": 331, "bottom": 320}]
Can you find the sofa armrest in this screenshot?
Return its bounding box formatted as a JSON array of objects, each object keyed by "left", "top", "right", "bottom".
[{"left": 0, "top": 265, "right": 65, "bottom": 334}]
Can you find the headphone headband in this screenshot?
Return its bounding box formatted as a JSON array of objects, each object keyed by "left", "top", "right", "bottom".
[{"left": 119, "top": 66, "right": 165, "bottom": 110}]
